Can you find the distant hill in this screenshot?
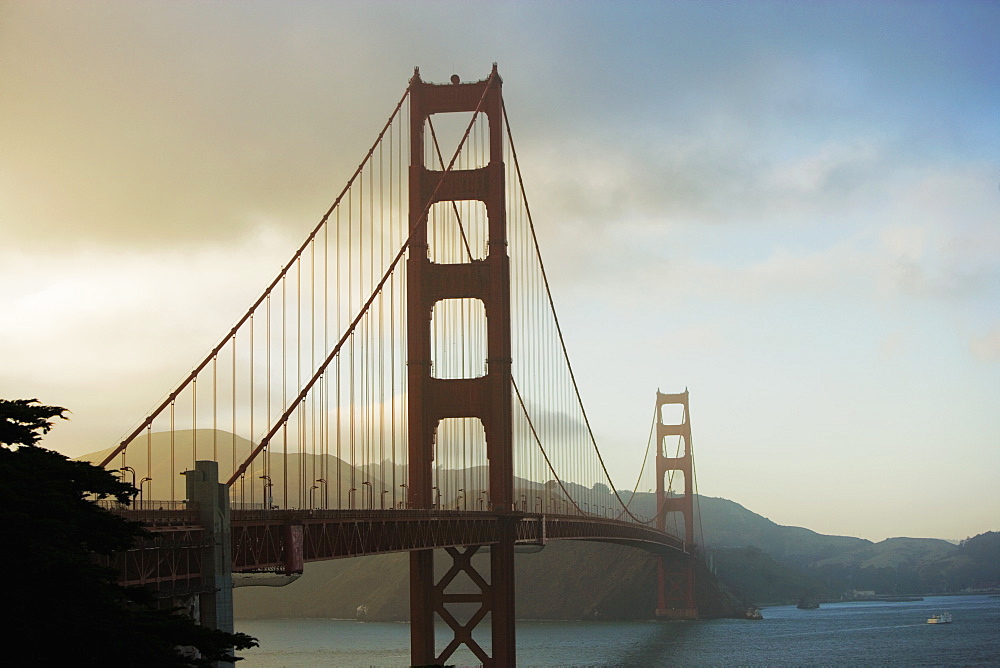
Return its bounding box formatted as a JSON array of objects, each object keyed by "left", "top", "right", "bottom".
[
  {"left": 807, "top": 532, "right": 999, "bottom": 596},
  {"left": 814, "top": 536, "right": 958, "bottom": 569},
  {"left": 79, "top": 431, "right": 557, "bottom": 512},
  {"left": 690, "top": 496, "right": 997, "bottom": 601},
  {"left": 617, "top": 492, "right": 869, "bottom": 565},
  {"left": 924, "top": 532, "right": 1000, "bottom": 592},
  {"left": 78, "top": 430, "right": 393, "bottom": 510},
  {"left": 708, "top": 546, "right": 839, "bottom": 605},
  {"left": 697, "top": 495, "right": 871, "bottom": 565}
]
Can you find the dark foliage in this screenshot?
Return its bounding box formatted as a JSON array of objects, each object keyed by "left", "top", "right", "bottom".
[
  {"left": 0, "top": 398, "right": 69, "bottom": 447},
  {"left": 711, "top": 545, "right": 838, "bottom": 605},
  {"left": 0, "top": 399, "right": 256, "bottom": 665}
]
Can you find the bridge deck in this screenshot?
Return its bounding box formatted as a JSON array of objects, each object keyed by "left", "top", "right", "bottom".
[
  {"left": 233, "top": 509, "right": 690, "bottom": 572},
  {"left": 110, "top": 509, "right": 693, "bottom": 588}
]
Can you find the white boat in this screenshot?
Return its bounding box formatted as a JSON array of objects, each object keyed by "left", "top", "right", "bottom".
[{"left": 927, "top": 612, "right": 952, "bottom": 624}]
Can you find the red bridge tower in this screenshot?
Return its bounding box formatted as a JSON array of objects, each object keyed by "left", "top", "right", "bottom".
[
  {"left": 655, "top": 389, "right": 699, "bottom": 619},
  {"left": 406, "top": 65, "right": 516, "bottom": 666}
]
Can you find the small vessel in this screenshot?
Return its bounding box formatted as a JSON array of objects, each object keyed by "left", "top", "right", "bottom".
[
  {"left": 927, "top": 612, "right": 952, "bottom": 624},
  {"left": 797, "top": 594, "right": 820, "bottom": 609}
]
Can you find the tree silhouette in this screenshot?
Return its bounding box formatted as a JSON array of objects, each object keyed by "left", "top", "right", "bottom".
[{"left": 0, "top": 399, "right": 256, "bottom": 665}]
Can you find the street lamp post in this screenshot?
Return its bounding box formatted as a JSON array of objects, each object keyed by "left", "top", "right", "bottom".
[
  {"left": 309, "top": 484, "right": 319, "bottom": 512},
  {"left": 380, "top": 489, "right": 389, "bottom": 509},
  {"left": 315, "top": 478, "right": 328, "bottom": 509},
  {"left": 119, "top": 466, "right": 136, "bottom": 488},
  {"left": 361, "top": 481, "right": 373, "bottom": 509},
  {"left": 119, "top": 466, "right": 137, "bottom": 507},
  {"left": 457, "top": 488, "right": 465, "bottom": 510},
  {"left": 349, "top": 487, "right": 357, "bottom": 510},
  {"left": 479, "top": 490, "right": 488, "bottom": 511},
  {"left": 399, "top": 483, "right": 408, "bottom": 509},
  {"left": 259, "top": 475, "right": 273, "bottom": 512},
  {"left": 138, "top": 476, "right": 152, "bottom": 509}
]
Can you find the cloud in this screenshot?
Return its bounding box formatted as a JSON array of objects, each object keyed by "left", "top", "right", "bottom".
[
  {"left": 536, "top": 155, "right": 999, "bottom": 315},
  {"left": 970, "top": 326, "right": 1000, "bottom": 363},
  {"left": 878, "top": 331, "right": 907, "bottom": 361},
  {"left": 0, "top": 3, "right": 429, "bottom": 249},
  {"left": 0, "top": 225, "right": 299, "bottom": 389},
  {"left": 522, "top": 127, "right": 894, "bottom": 235},
  {"left": 656, "top": 325, "right": 725, "bottom": 353},
  {"left": 5, "top": 1, "right": 996, "bottom": 254},
  {"left": 876, "top": 166, "right": 1000, "bottom": 300}
]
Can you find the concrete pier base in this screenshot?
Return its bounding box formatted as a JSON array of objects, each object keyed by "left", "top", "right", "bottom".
[
  {"left": 184, "top": 461, "right": 234, "bottom": 665},
  {"left": 656, "top": 607, "right": 699, "bottom": 620}
]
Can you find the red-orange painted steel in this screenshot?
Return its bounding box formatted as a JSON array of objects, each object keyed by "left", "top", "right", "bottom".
[
  {"left": 100, "top": 519, "right": 208, "bottom": 593},
  {"left": 655, "top": 390, "right": 698, "bottom": 616},
  {"left": 406, "top": 65, "right": 515, "bottom": 666},
  {"left": 107, "top": 509, "right": 696, "bottom": 601},
  {"left": 227, "top": 511, "right": 691, "bottom": 570}
]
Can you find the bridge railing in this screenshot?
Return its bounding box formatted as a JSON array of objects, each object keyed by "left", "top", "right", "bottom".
[{"left": 98, "top": 499, "right": 199, "bottom": 526}]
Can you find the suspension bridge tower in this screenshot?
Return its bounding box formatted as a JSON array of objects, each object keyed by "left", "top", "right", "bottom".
[
  {"left": 655, "top": 389, "right": 699, "bottom": 619},
  {"left": 406, "top": 65, "right": 517, "bottom": 666}
]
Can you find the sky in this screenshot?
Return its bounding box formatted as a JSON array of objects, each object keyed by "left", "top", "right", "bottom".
[{"left": 2, "top": 0, "right": 998, "bottom": 542}]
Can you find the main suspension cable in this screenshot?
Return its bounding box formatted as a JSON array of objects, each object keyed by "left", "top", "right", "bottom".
[
  {"left": 228, "top": 70, "right": 499, "bottom": 485},
  {"left": 101, "top": 86, "right": 413, "bottom": 469},
  {"left": 502, "top": 100, "right": 649, "bottom": 525}
]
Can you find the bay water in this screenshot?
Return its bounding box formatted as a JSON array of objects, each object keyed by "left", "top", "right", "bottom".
[{"left": 236, "top": 594, "right": 999, "bottom": 666}]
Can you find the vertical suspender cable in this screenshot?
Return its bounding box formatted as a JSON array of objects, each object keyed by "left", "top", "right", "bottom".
[
  {"left": 323, "top": 215, "right": 329, "bottom": 507},
  {"left": 192, "top": 377, "right": 197, "bottom": 467},
  {"left": 336, "top": 206, "right": 342, "bottom": 509},
  {"left": 249, "top": 315, "right": 254, "bottom": 504},
  {"left": 282, "top": 275, "right": 288, "bottom": 509},
  {"left": 231, "top": 335, "right": 237, "bottom": 502},
  {"left": 213, "top": 355, "right": 218, "bottom": 462},
  {"left": 170, "top": 400, "right": 175, "bottom": 500}
]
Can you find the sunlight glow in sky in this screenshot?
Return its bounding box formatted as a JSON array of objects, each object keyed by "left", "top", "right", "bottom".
[{"left": 2, "top": 0, "right": 998, "bottom": 542}]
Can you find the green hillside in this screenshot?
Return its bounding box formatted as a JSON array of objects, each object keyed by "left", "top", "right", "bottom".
[
  {"left": 695, "top": 496, "right": 997, "bottom": 599},
  {"left": 709, "top": 546, "right": 838, "bottom": 606},
  {"left": 698, "top": 495, "right": 871, "bottom": 566},
  {"left": 814, "top": 536, "right": 958, "bottom": 569}
]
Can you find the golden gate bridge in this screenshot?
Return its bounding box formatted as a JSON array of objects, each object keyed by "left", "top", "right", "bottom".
[{"left": 97, "top": 65, "right": 702, "bottom": 666}]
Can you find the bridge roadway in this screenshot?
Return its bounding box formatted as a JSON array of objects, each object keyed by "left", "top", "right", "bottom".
[{"left": 110, "top": 508, "right": 693, "bottom": 591}]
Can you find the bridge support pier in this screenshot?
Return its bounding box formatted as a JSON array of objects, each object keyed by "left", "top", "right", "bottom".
[
  {"left": 409, "top": 550, "right": 435, "bottom": 663},
  {"left": 656, "top": 554, "right": 698, "bottom": 620},
  {"left": 409, "top": 527, "right": 517, "bottom": 666},
  {"left": 490, "top": 521, "right": 517, "bottom": 666},
  {"left": 184, "top": 460, "right": 235, "bottom": 660}
]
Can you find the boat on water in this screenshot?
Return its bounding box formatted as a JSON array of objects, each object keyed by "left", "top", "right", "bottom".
[
  {"left": 797, "top": 594, "right": 820, "bottom": 609},
  {"left": 927, "top": 612, "right": 952, "bottom": 624}
]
